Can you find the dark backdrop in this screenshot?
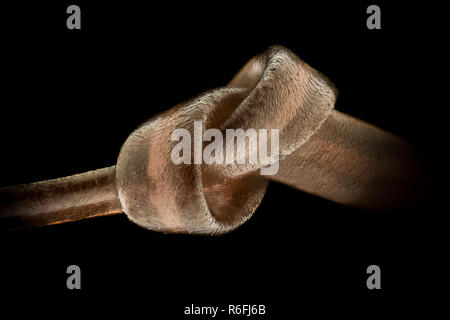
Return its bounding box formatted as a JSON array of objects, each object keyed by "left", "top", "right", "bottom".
[{"left": 1, "top": 1, "right": 447, "bottom": 317}]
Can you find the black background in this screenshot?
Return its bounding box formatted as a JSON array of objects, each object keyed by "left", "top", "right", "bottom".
[{"left": 1, "top": 1, "right": 448, "bottom": 317}]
